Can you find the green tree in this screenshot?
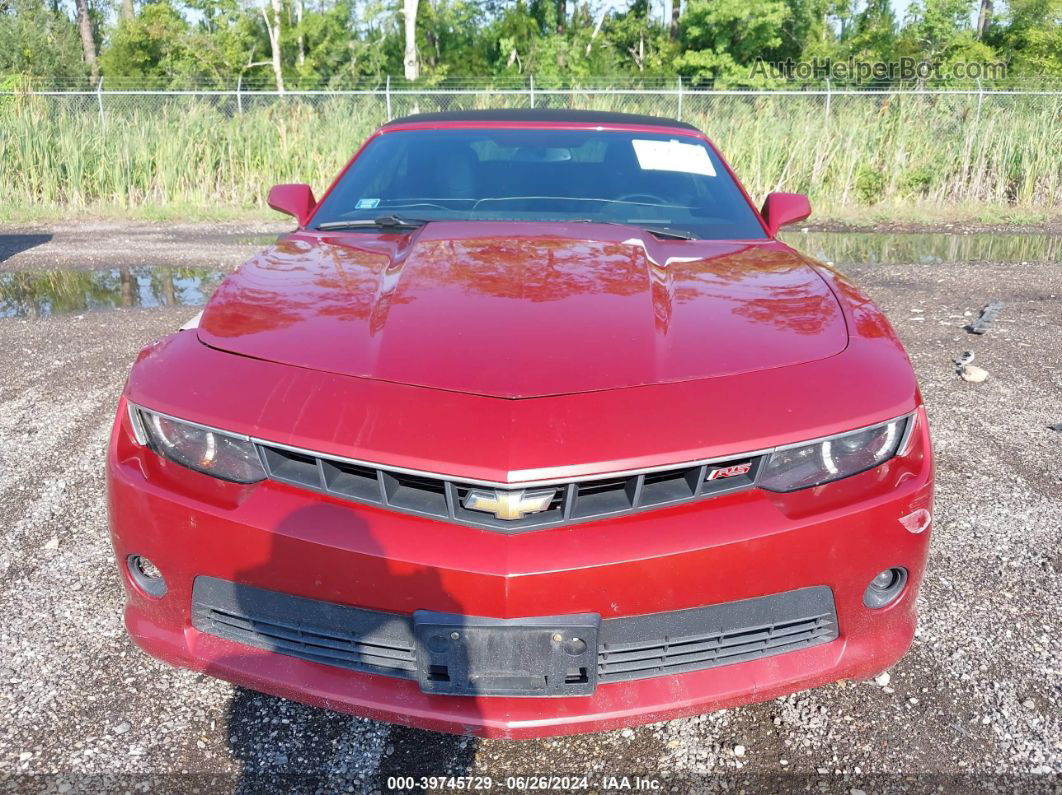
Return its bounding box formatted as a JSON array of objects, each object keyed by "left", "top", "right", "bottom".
[
  {"left": 894, "top": 0, "right": 1003, "bottom": 82},
  {"left": 779, "top": 0, "right": 831, "bottom": 60},
  {"left": 99, "top": 1, "right": 200, "bottom": 83},
  {"left": 838, "top": 0, "right": 899, "bottom": 62},
  {"left": 602, "top": 0, "right": 676, "bottom": 74},
  {"left": 898, "top": 0, "right": 976, "bottom": 61},
  {"left": 675, "top": 0, "right": 791, "bottom": 84},
  {"left": 2, "top": 0, "right": 1058, "bottom": 89},
  {"left": 994, "top": 0, "right": 1062, "bottom": 76},
  {"left": 0, "top": 0, "right": 87, "bottom": 80},
  {"left": 416, "top": 0, "right": 493, "bottom": 79}
]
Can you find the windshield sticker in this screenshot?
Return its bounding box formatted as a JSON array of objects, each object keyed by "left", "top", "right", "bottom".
[
  {"left": 631, "top": 139, "right": 716, "bottom": 177},
  {"left": 355, "top": 198, "right": 380, "bottom": 209}
]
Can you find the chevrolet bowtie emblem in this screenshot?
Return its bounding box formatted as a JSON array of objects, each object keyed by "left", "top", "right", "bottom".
[{"left": 462, "top": 488, "right": 557, "bottom": 520}]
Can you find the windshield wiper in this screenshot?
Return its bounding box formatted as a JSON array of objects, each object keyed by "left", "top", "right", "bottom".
[
  {"left": 316, "top": 214, "right": 429, "bottom": 231},
  {"left": 570, "top": 220, "right": 696, "bottom": 240}
]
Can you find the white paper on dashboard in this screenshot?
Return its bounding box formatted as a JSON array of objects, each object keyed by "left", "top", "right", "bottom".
[{"left": 631, "top": 139, "right": 716, "bottom": 177}]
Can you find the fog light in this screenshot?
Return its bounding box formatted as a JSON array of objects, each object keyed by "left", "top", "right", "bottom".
[
  {"left": 863, "top": 567, "right": 907, "bottom": 608},
  {"left": 871, "top": 569, "right": 898, "bottom": 589},
  {"left": 128, "top": 554, "right": 167, "bottom": 597}
]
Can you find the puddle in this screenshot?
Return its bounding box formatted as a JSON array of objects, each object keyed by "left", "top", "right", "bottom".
[
  {"left": 781, "top": 231, "right": 1062, "bottom": 267},
  {"left": 3, "top": 232, "right": 1059, "bottom": 320},
  {"left": 0, "top": 266, "right": 227, "bottom": 319}
]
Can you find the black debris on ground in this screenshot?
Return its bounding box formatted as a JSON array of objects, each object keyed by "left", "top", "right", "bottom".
[{"left": 965, "top": 301, "right": 1004, "bottom": 334}]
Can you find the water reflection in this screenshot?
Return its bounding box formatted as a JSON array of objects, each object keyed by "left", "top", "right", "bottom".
[
  {"left": 782, "top": 231, "right": 1062, "bottom": 267},
  {"left": 0, "top": 267, "right": 226, "bottom": 319},
  {"left": 8, "top": 231, "right": 1057, "bottom": 323}
]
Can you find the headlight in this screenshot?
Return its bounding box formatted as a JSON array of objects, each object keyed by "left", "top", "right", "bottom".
[
  {"left": 758, "top": 415, "right": 911, "bottom": 492},
  {"left": 133, "top": 407, "right": 266, "bottom": 483}
]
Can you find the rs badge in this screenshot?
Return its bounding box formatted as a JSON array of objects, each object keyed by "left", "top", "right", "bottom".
[{"left": 706, "top": 462, "right": 752, "bottom": 480}]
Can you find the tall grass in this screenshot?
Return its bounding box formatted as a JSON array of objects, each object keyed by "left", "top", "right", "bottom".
[
  {"left": 783, "top": 229, "right": 1062, "bottom": 265},
  {"left": 0, "top": 90, "right": 1059, "bottom": 212}
]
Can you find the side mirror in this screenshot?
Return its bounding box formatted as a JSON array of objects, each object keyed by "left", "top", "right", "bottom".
[
  {"left": 267, "top": 183, "right": 316, "bottom": 227},
  {"left": 760, "top": 192, "right": 811, "bottom": 237}
]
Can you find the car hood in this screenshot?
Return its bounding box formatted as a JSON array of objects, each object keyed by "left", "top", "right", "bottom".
[{"left": 198, "top": 222, "right": 848, "bottom": 398}]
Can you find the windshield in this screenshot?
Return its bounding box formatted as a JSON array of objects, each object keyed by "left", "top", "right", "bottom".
[{"left": 311, "top": 128, "right": 767, "bottom": 240}]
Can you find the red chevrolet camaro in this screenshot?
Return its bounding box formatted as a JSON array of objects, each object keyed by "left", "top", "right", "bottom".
[{"left": 107, "top": 109, "right": 933, "bottom": 738}]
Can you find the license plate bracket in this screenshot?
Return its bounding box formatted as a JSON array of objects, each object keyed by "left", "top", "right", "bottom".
[{"left": 413, "top": 611, "right": 600, "bottom": 697}]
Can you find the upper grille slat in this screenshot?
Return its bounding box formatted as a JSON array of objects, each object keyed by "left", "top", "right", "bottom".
[
  {"left": 255, "top": 441, "right": 764, "bottom": 533},
  {"left": 638, "top": 466, "right": 700, "bottom": 506},
  {"left": 261, "top": 447, "right": 321, "bottom": 489},
  {"left": 382, "top": 472, "right": 450, "bottom": 518},
  {"left": 321, "top": 459, "right": 383, "bottom": 503}
]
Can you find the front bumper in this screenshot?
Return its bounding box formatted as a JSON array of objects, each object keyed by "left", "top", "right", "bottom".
[{"left": 108, "top": 399, "right": 933, "bottom": 738}]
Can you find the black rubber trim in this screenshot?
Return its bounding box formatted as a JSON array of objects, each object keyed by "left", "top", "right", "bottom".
[
  {"left": 192, "top": 578, "right": 838, "bottom": 693},
  {"left": 127, "top": 555, "right": 167, "bottom": 598}
]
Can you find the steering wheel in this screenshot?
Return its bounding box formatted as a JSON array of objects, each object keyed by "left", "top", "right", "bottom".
[{"left": 615, "top": 193, "right": 669, "bottom": 206}]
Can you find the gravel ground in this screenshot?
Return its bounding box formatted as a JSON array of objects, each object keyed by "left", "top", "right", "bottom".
[
  {"left": 0, "top": 221, "right": 288, "bottom": 270},
  {"left": 0, "top": 224, "right": 1059, "bottom": 792}
]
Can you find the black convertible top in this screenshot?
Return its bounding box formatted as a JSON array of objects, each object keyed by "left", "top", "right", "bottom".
[{"left": 382, "top": 108, "right": 700, "bottom": 131}]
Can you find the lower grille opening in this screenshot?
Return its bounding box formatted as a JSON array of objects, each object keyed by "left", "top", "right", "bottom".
[
  {"left": 192, "top": 578, "right": 838, "bottom": 692},
  {"left": 191, "top": 577, "right": 418, "bottom": 679},
  {"left": 596, "top": 589, "right": 838, "bottom": 683}
]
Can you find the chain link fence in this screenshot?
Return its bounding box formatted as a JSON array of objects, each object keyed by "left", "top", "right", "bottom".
[
  {"left": 2, "top": 81, "right": 1060, "bottom": 209},
  {"left": 10, "top": 80, "right": 1062, "bottom": 123}
]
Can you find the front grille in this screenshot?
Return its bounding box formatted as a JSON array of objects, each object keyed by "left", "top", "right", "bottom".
[
  {"left": 191, "top": 577, "right": 417, "bottom": 679},
  {"left": 596, "top": 587, "right": 838, "bottom": 683},
  {"left": 257, "top": 442, "right": 763, "bottom": 533},
  {"left": 192, "top": 578, "right": 838, "bottom": 691}
]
